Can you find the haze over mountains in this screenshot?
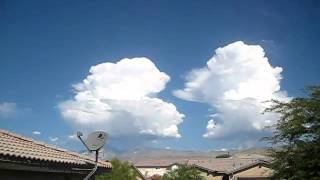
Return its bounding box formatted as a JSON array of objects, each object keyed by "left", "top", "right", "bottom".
[{"left": 99, "top": 147, "right": 270, "bottom": 162}]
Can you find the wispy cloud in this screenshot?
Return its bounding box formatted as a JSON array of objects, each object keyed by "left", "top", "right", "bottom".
[
  {"left": 0, "top": 102, "right": 16, "bottom": 118},
  {"left": 68, "top": 134, "right": 77, "bottom": 140},
  {"left": 0, "top": 102, "right": 32, "bottom": 119},
  {"left": 32, "top": 131, "right": 41, "bottom": 135},
  {"left": 261, "top": 39, "right": 274, "bottom": 44},
  {"left": 49, "top": 137, "right": 59, "bottom": 142}
]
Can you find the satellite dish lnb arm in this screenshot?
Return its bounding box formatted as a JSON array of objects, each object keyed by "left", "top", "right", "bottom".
[{"left": 77, "top": 131, "right": 91, "bottom": 152}]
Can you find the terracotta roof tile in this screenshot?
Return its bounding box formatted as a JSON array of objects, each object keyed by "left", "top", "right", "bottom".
[
  {"left": 134, "top": 159, "right": 188, "bottom": 167},
  {"left": 0, "top": 129, "right": 111, "bottom": 169},
  {"left": 188, "top": 158, "right": 270, "bottom": 173}
]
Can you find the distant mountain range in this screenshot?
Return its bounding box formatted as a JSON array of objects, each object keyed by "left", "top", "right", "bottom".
[{"left": 98, "top": 147, "right": 271, "bottom": 162}]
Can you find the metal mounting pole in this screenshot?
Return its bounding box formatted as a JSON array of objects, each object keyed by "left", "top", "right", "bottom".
[{"left": 83, "top": 150, "right": 99, "bottom": 180}]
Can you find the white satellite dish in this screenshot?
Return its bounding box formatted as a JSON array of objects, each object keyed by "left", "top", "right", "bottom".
[
  {"left": 77, "top": 131, "right": 108, "bottom": 151},
  {"left": 86, "top": 131, "right": 108, "bottom": 151},
  {"left": 76, "top": 131, "right": 108, "bottom": 180},
  {"left": 85, "top": 131, "right": 108, "bottom": 151}
]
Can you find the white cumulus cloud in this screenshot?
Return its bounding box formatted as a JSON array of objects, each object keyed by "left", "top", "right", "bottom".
[
  {"left": 59, "top": 57, "right": 184, "bottom": 139},
  {"left": 174, "top": 41, "right": 290, "bottom": 141}
]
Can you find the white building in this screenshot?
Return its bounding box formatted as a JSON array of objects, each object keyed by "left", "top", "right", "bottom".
[{"left": 134, "top": 160, "right": 185, "bottom": 179}]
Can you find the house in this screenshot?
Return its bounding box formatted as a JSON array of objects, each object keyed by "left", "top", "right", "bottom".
[
  {"left": 188, "top": 158, "right": 273, "bottom": 180},
  {"left": 134, "top": 158, "right": 273, "bottom": 180},
  {"left": 0, "top": 129, "right": 112, "bottom": 180},
  {"left": 134, "top": 160, "right": 187, "bottom": 179}
]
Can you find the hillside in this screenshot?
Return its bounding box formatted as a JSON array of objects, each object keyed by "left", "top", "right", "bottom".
[{"left": 102, "top": 147, "right": 270, "bottom": 162}]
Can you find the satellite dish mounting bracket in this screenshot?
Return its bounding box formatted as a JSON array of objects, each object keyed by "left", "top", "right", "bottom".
[{"left": 77, "top": 131, "right": 108, "bottom": 180}]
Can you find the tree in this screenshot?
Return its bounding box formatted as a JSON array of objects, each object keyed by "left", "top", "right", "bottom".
[
  {"left": 265, "top": 86, "right": 320, "bottom": 179},
  {"left": 215, "top": 152, "right": 230, "bottom": 158},
  {"left": 161, "top": 165, "right": 204, "bottom": 180},
  {"left": 96, "top": 158, "right": 138, "bottom": 180}
]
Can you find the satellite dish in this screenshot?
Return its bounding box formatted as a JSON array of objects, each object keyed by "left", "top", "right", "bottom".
[
  {"left": 76, "top": 130, "right": 108, "bottom": 180},
  {"left": 85, "top": 131, "right": 108, "bottom": 151}
]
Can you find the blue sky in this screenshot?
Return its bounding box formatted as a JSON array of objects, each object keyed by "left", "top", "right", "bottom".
[{"left": 0, "top": 0, "right": 319, "bottom": 152}]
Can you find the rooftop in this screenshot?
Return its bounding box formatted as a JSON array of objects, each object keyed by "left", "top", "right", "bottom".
[
  {"left": 188, "top": 158, "right": 270, "bottom": 173},
  {"left": 134, "top": 159, "right": 188, "bottom": 167},
  {"left": 0, "top": 129, "right": 111, "bottom": 171},
  {"left": 134, "top": 157, "right": 270, "bottom": 174}
]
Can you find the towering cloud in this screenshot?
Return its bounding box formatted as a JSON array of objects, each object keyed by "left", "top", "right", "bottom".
[
  {"left": 174, "top": 41, "right": 290, "bottom": 141},
  {"left": 59, "top": 58, "right": 184, "bottom": 139}
]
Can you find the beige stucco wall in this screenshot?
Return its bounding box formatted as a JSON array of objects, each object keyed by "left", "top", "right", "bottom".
[
  {"left": 231, "top": 165, "right": 273, "bottom": 179},
  {"left": 138, "top": 167, "right": 167, "bottom": 177},
  {"left": 137, "top": 165, "right": 178, "bottom": 178},
  {"left": 137, "top": 164, "right": 273, "bottom": 180}
]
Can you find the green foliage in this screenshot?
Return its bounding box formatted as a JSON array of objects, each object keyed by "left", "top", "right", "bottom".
[
  {"left": 265, "top": 86, "right": 320, "bottom": 180},
  {"left": 96, "top": 158, "right": 138, "bottom": 180},
  {"left": 161, "top": 165, "right": 204, "bottom": 180},
  {"left": 215, "top": 153, "right": 230, "bottom": 158}
]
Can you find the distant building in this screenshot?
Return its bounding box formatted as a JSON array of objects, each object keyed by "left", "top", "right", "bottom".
[
  {"left": 134, "top": 160, "right": 186, "bottom": 179},
  {"left": 188, "top": 158, "right": 273, "bottom": 180},
  {"left": 134, "top": 158, "right": 273, "bottom": 180},
  {"left": 0, "top": 129, "right": 112, "bottom": 180}
]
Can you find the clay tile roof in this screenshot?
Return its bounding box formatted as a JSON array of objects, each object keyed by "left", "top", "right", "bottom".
[
  {"left": 134, "top": 159, "right": 187, "bottom": 167},
  {"left": 0, "top": 129, "right": 111, "bottom": 169},
  {"left": 188, "top": 158, "right": 270, "bottom": 173}
]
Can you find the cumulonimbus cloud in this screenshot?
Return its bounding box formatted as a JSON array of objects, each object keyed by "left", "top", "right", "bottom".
[
  {"left": 59, "top": 57, "right": 184, "bottom": 139},
  {"left": 174, "top": 41, "right": 290, "bottom": 140}
]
